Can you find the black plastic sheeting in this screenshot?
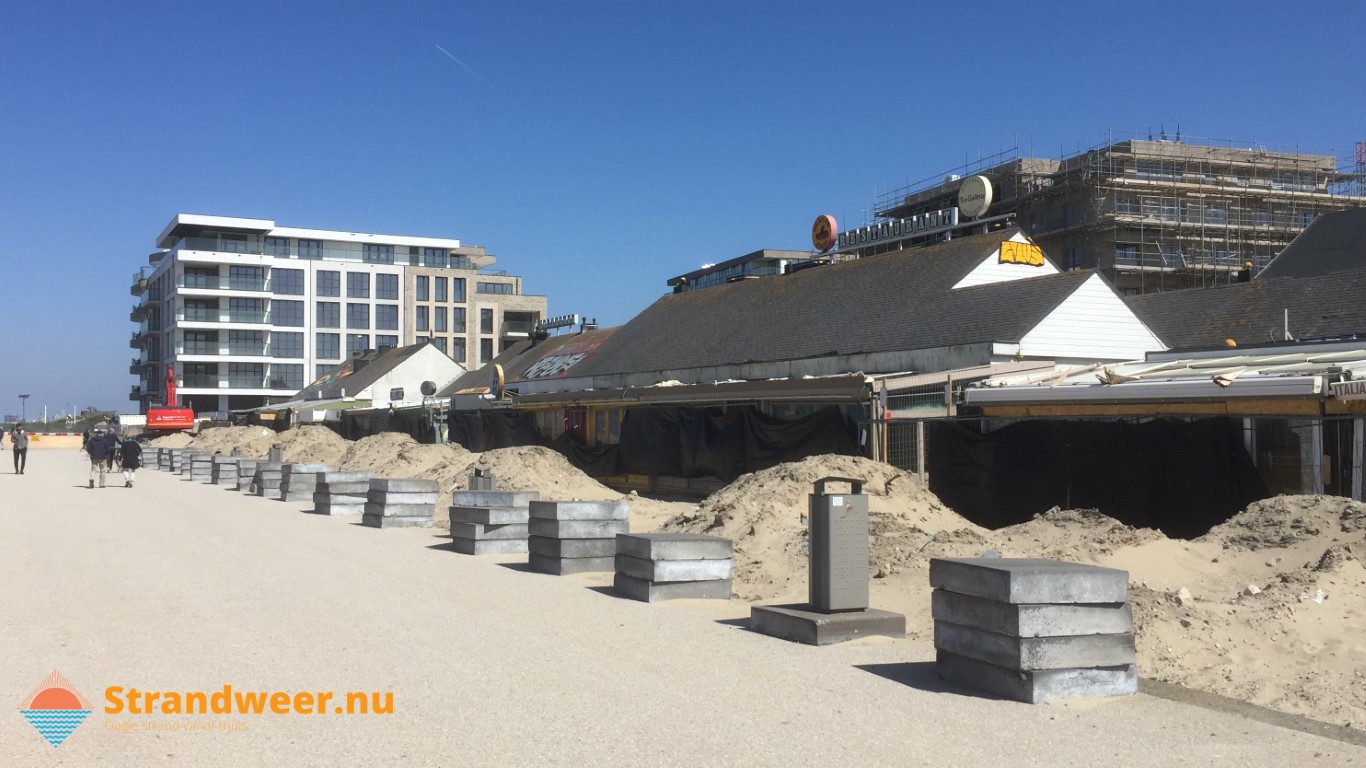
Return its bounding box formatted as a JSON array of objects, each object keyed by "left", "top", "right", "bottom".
[
  {"left": 925, "top": 417, "right": 1269, "bottom": 538},
  {"left": 449, "top": 411, "right": 545, "bottom": 453}
]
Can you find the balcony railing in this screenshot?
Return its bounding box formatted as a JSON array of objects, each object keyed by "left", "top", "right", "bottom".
[
  {"left": 179, "top": 275, "right": 267, "bottom": 292},
  {"left": 501, "top": 320, "right": 535, "bottom": 335},
  {"left": 173, "top": 236, "right": 486, "bottom": 270},
  {"left": 183, "top": 375, "right": 218, "bottom": 388}
]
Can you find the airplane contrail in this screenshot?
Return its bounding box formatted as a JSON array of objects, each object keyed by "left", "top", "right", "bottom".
[{"left": 434, "top": 43, "right": 517, "bottom": 108}]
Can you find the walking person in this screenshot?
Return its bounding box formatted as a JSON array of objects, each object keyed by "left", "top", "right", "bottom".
[
  {"left": 119, "top": 434, "right": 142, "bottom": 488},
  {"left": 11, "top": 423, "right": 28, "bottom": 474},
  {"left": 87, "top": 425, "right": 115, "bottom": 488}
]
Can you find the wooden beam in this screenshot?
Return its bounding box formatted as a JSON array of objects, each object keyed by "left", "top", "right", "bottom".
[{"left": 980, "top": 399, "right": 1323, "bottom": 418}]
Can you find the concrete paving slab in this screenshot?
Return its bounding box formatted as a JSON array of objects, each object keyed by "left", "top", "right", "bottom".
[
  {"left": 528, "top": 554, "right": 616, "bottom": 575},
  {"left": 367, "top": 490, "right": 440, "bottom": 505},
  {"left": 282, "top": 463, "right": 331, "bottom": 474},
  {"left": 930, "top": 558, "right": 1129, "bottom": 604},
  {"left": 937, "top": 650, "right": 1138, "bottom": 703},
  {"left": 528, "top": 499, "right": 630, "bottom": 521},
  {"left": 528, "top": 518, "right": 629, "bottom": 539},
  {"left": 321, "top": 470, "right": 373, "bottom": 483},
  {"left": 615, "top": 554, "right": 734, "bottom": 583},
  {"left": 363, "top": 502, "right": 435, "bottom": 518},
  {"left": 451, "top": 490, "right": 539, "bottom": 508},
  {"left": 931, "top": 590, "right": 1134, "bottom": 638},
  {"left": 309, "top": 501, "right": 365, "bottom": 516},
  {"left": 449, "top": 505, "right": 530, "bottom": 526},
  {"left": 528, "top": 536, "right": 617, "bottom": 559},
  {"left": 615, "top": 532, "right": 732, "bottom": 561},
  {"left": 360, "top": 513, "right": 432, "bottom": 528},
  {"left": 371, "top": 478, "right": 439, "bottom": 493},
  {"left": 750, "top": 604, "right": 907, "bottom": 646},
  {"left": 933, "top": 621, "right": 1136, "bottom": 671},
  {"left": 449, "top": 537, "right": 529, "bottom": 555},
  {"left": 313, "top": 492, "right": 367, "bottom": 506},
  {"left": 449, "top": 522, "right": 528, "bottom": 541},
  {"left": 317, "top": 481, "right": 370, "bottom": 495},
  {"left": 612, "top": 573, "right": 732, "bottom": 602}
]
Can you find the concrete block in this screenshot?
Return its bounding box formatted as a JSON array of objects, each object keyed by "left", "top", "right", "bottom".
[
  {"left": 363, "top": 502, "right": 434, "bottom": 518},
  {"left": 310, "top": 501, "right": 365, "bottom": 516},
  {"left": 280, "top": 491, "right": 317, "bottom": 503},
  {"left": 528, "top": 518, "right": 629, "bottom": 539},
  {"left": 616, "top": 532, "right": 732, "bottom": 561},
  {"left": 255, "top": 488, "right": 282, "bottom": 499},
  {"left": 749, "top": 605, "right": 906, "bottom": 646},
  {"left": 528, "top": 536, "right": 616, "bottom": 559},
  {"left": 321, "top": 471, "right": 372, "bottom": 484},
  {"left": 615, "top": 554, "right": 734, "bottom": 583},
  {"left": 361, "top": 513, "right": 432, "bottom": 529},
  {"left": 449, "top": 505, "right": 530, "bottom": 526},
  {"left": 612, "top": 573, "right": 732, "bottom": 602},
  {"left": 211, "top": 463, "right": 239, "bottom": 484},
  {"left": 929, "top": 558, "right": 1129, "bottom": 605},
  {"left": 367, "top": 490, "right": 439, "bottom": 505},
  {"left": 528, "top": 554, "right": 616, "bottom": 575},
  {"left": 451, "top": 490, "right": 538, "bottom": 508},
  {"left": 933, "top": 621, "right": 1136, "bottom": 671},
  {"left": 449, "top": 522, "right": 528, "bottom": 541},
  {"left": 283, "top": 463, "right": 331, "bottom": 474},
  {"left": 313, "top": 492, "right": 367, "bottom": 506},
  {"left": 936, "top": 650, "right": 1138, "bottom": 703},
  {"left": 370, "top": 478, "right": 439, "bottom": 493},
  {"left": 931, "top": 590, "right": 1134, "bottom": 638},
  {"left": 448, "top": 537, "right": 529, "bottom": 555},
  {"left": 529, "top": 500, "right": 629, "bottom": 521},
  {"left": 318, "top": 481, "right": 370, "bottom": 495}
]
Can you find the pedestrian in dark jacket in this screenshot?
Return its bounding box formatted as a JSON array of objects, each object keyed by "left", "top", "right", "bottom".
[
  {"left": 120, "top": 436, "right": 143, "bottom": 488},
  {"left": 87, "top": 426, "right": 117, "bottom": 488},
  {"left": 11, "top": 424, "right": 29, "bottom": 474}
]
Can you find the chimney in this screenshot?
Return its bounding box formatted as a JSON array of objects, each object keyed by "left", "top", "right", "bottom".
[{"left": 579, "top": 317, "right": 598, "bottom": 333}]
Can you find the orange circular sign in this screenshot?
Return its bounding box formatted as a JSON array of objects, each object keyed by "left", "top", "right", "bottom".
[{"left": 812, "top": 215, "right": 838, "bottom": 252}]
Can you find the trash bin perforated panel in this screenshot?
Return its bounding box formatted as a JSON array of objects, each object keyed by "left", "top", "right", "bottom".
[{"left": 809, "top": 478, "right": 870, "bottom": 613}]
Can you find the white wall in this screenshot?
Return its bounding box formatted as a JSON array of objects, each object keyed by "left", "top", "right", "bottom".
[
  {"left": 951, "top": 232, "right": 1059, "bottom": 289},
  {"left": 368, "top": 345, "right": 466, "bottom": 408},
  {"left": 1017, "top": 273, "right": 1166, "bottom": 361}
]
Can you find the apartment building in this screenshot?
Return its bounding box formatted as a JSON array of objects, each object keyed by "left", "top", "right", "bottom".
[{"left": 129, "top": 214, "right": 546, "bottom": 416}]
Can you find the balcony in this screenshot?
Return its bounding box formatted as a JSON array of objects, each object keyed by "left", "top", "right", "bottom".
[
  {"left": 128, "top": 386, "right": 141, "bottom": 402},
  {"left": 130, "top": 271, "right": 148, "bottom": 296},
  {"left": 129, "top": 331, "right": 145, "bottom": 349},
  {"left": 178, "top": 275, "right": 268, "bottom": 292},
  {"left": 149, "top": 250, "right": 165, "bottom": 266},
  {"left": 129, "top": 358, "right": 143, "bottom": 375},
  {"left": 501, "top": 320, "right": 535, "bottom": 337},
  {"left": 172, "top": 236, "right": 492, "bottom": 269}
]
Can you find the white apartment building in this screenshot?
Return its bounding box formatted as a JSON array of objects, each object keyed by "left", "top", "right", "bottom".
[{"left": 130, "top": 214, "right": 546, "bottom": 416}]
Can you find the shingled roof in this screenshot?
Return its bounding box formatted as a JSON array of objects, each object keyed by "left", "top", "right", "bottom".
[
  {"left": 437, "top": 328, "right": 617, "bottom": 396},
  {"left": 1258, "top": 208, "right": 1366, "bottom": 280},
  {"left": 1127, "top": 269, "right": 1366, "bottom": 350},
  {"left": 569, "top": 228, "right": 1094, "bottom": 378}
]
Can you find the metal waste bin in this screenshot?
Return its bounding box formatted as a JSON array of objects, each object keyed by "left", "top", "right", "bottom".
[
  {"left": 268, "top": 444, "right": 283, "bottom": 464},
  {"left": 468, "top": 466, "right": 496, "bottom": 491},
  {"left": 809, "top": 476, "right": 870, "bottom": 613}
]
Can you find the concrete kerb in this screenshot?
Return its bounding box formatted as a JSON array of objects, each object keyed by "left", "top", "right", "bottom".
[
  {"left": 616, "top": 533, "right": 732, "bottom": 561},
  {"left": 929, "top": 558, "right": 1129, "bottom": 604},
  {"left": 528, "top": 500, "right": 629, "bottom": 521}
]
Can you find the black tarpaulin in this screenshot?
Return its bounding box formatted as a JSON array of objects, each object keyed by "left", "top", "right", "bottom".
[
  {"left": 449, "top": 411, "right": 545, "bottom": 452},
  {"left": 550, "top": 431, "right": 621, "bottom": 477}
]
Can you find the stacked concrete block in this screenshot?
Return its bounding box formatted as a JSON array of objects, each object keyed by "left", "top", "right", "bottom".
[
  {"left": 311, "top": 471, "right": 373, "bottom": 515},
  {"left": 527, "top": 500, "right": 629, "bottom": 575},
  {"left": 279, "top": 463, "right": 331, "bottom": 502},
  {"left": 233, "top": 459, "right": 261, "bottom": 492},
  {"left": 162, "top": 449, "right": 178, "bottom": 472},
  {"left": 613, "top": 533, "right": 733, "bottom": 602},
  {"left": 187, "top": 453, "right": 214, "bottom": 482},
  {"left": 930, "top": 558, "right": 1138, "bottom": 704},
  {"left": 168, "top": 449, "right": 189, "bottom": 474},
  {"left": 447, "top": 490, "right": 539, "bottom": 555},
  {"left": 210, "top": 455, "right": 240, "bottom": 485},
  {"left": 251, "top": 464, "right": 284, "bottom": 499},
  {"left": 362, "top": 478, "right": 438, "bottom": 528}
]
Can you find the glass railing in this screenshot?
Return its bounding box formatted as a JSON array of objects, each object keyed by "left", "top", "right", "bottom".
[
  {"left": 174, "top": 237, "right": 488, "bottom": 270},
  {"left": 501, "top": 320, "right": 535, "bottom": 334},
  {"left": 183, "top": 376, "right": 218, "bottom": 388},
  {"left": 178, "top": 275, "right": 268, "bottom": 292},
  {"left": 228, "top": 311, "right": 268, "bottom": 324}
]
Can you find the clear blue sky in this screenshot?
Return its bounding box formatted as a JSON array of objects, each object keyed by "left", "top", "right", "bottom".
[{"left": 2, "top": 0, "right": 1363, "bottom": 416}]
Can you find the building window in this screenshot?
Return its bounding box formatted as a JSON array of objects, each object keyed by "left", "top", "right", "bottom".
[
  {"left": 347, "top": 303, "right": 370, "bottom": 329},
  {"left": 315, "top": 363, "right": 339, "bottom": 381},
  {"left": 317, "top": 270, "right": 340, "bottom": 297},
  {"left": 422, "top": 247, "right": 447, "bottom": 267},
  {"left": 183, "top": 330, "right": 217, "bottom": 355},
  {"left": 227, "top": 362, "right": 262, "bottom": 389},
  {"left": 217, "top": 234, "right": 248, "bottom": 254},
  {"left": 183, "top": 266, "right": 217, "bottom": 289},
  {"left": 272, "top": 268, "right": 304, "bottom": 295},
  {"left": 298, "top": 239, "right": 323, "bottom": 259},
  {"left": 480, "top": 338, "right": 493, "bottom": 363},
  {"left": 435, "top": 277, "right": 447, "bottom": 302},
  {"left": 477, "top": 282, "right": 514, "bottom": 295},
  {"left": 376, "top": 273, "right": 398, "bottom": 300},
  {"left": 362, "top": 244, "right": 394, "bottom": 264},
  {"left": 415, "top": 306, "right": 429, "bottom": 331},
  {"left": 316, "top": 301, "right": 340, "bottom": 328},
  {"left": 375, "top": 304, "right": 398, "bottom": 330},
  {"left": 272, "top": 299, "right": 304, "bottom": 327},
  {"left": 415, "top": 275, "right": 429, "bottom": 301},
  {"left": 184, "top": 298, "right": 216, "bottom": 322},
  {"left": 1114, "top": 244, "right": 1139, "bottom": 265},
  {"left": 376, "top": 334, "right": 398, "bottom": 350},
  {"left": 270, "top": 363, "right": 304, "bottom": 390},
  {"left": 228, "top": 265, "right": 264, "bottom": 291},
  {"left": 272, "top": 331, "right": 304, "bottom": 358},
  {"left": 480, "top": 308, "right": 493, "bottom": 334},
  {"left": 347, "top": 272, "right": 369, "bottom": 298},
  {"left": 316, "top": 333, "right": 340, "bottom": 360},
  {"left": 183, "top": 362, "right": 218, "bottom": 388},
  {"left": 432, "top": 337, "right": 447, "bottom": 354},
  {"left": 1066, "top": 247, "right": 1082, "bottom": 270},
  {"left": 346, "top": 334, "right": 369, "bottom": 356},
  {"left": 228, "top": 297, "right": 264, "bottom": 323},
  {"left": 228, "top": 329, "right": 263, "bottom": 356},
  {"left": 433, "top": 306, "right": 447, "bottom": 332},
  {"left": 451, "top": 307, "right": 466, "bottom": 333},
  {"left": 265, "top": 237, "right": 290, "bottom": 257},
  {"left": 451, "top": 277, "right": 466, "bottom": 302}
]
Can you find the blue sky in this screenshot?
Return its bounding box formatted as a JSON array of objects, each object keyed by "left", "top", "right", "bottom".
[{"left": 2, "top": 0, "right": 1364, "bottom": 415}]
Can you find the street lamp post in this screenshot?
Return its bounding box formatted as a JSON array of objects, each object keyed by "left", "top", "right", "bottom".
[{"left": 18, "top": 394, "right": 29, "bottom": 424}]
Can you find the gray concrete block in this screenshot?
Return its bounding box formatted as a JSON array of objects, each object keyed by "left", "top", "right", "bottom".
[
  {"left": 280, "top": 491, "right": 318, "bottom": 503},
  {"left": 936, "top": 650, "right": 1138, "bottom": 703},
  {"left": 451, "top": 490, "right": 538, "bottom": 508},
  {"left": 615, "top": 554, "right": 734, "bottom": 583},
  {"left": 528, "top": 500, "right": 629, "bottom": 521},
  {"left": 314, "top": 492, "right": 367, "bottom": 506},
  {"left": 370, "top": 478, "right": 439, "bottom": 493},
  {"left": 933, "top": 621, "right": 1136, "bottom": 671},
  {"left": 363, "top": 502, "right": 434, "bottom": 518},
  {"left": 528, "top": 536, "right": 616, "bottom": 559},
  {"left": 527, "top": 554, "right": 616, "bottom": 575},
  {"left": 255, "top": 488, "right": 282, "bottom": 499},
  {"left": 367, "top": 490, "right": 439, "bottom": 505},
  {"left": 448, "top": 537, "right": 529, "bottom": 555},
  {"left": 361, "top": 513, "right": 432, "bottom": 529},
  {"left": 321, "top": 471, "right": 372, "bottom": 484},
  {"left": 931, "top": 590, "right": 1134, "bottom": 638},
  {"left": 449, "top": 522, "right": 528, "bottom": 541},
  {"left": 449, "top": 505, "right": 529, "bottom": 526},
  {"left": 615, "top": 532, "right": 732, "bottom": 561},
  {"left": 749, "top": 605, "right": 906, "bottom": 646},
  {"left": 612, "top": 573, "right": 732, "bottom": 602},
  {"left": 211, "top": 463, "right": 238, "bottom": 484},
  {"left": 528, "top": 518, "right": 629, "bottom": 539},
  {"left": 317, "top": 481, "right": 370, "bottom": 495},
  {"left": 283, "top": 463, "right": 331, "bottom": 474},
  {"left": 310, "top": 501, "right": 365, "bottom": 516},
  {"left": 929, "top": 558, "right": 1129, "bottom": 605}
]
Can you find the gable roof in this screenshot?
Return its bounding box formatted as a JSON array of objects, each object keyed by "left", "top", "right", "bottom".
[
  {"left": 569, "top": 229, "right": 1093, "bottom": 378},
  {"left": 1126, "top": 269, "right": 1366, "bottom": 350},
  {"left": 1258, "top": 208, "right": 1366, "bottom": 280},
  {"left": 437, "top": 328, "right": 617, "bottom": 396},
  {"left": 298, "top": 343, "right": 441, "bottom": 401}
]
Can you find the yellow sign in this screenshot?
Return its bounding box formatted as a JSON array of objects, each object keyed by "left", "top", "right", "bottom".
[{"left": 999, "top": 241, "right": 1044, "bottom": 267}]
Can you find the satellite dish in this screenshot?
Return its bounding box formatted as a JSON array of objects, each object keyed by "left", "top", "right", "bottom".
[
  {"left": 420, "top": 380, "right": 437, "bottom": 396},
  {"left": 489, "top": 364, "right": 505, "bottom": 399}
]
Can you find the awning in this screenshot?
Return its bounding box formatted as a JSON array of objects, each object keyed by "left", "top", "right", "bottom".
[{"left": 510, "top": 375, "right": 871, "bottom": 408}]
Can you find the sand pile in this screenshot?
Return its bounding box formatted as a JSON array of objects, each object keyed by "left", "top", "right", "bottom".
[
  {"left": 184, "top": 425, "right": 275, "bottom": 456},
  {"left": 149, "top": 432, "right": 193, "bottom": 448},
  {"left": 273, "top": 426, "right": 350, "bottom": 465},
  {"left": 473, "top": 446, "right": 618, "bottom": 499},
  {"left": 993, "top": 507, "right": 1165, "bottom": 560},
  {"left": 1198, "top": 494, "right": 1366, "bottom": 550},
  {"left": 339, "top": 433, "right": 475, "bottom": 497}
]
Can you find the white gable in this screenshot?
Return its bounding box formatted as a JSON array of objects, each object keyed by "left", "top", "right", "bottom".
[
  {"left": 952, "top": 231, "right": 1059, "bottom": 289},
  {"left": 1017, "top": 273, "right": 1166, "bottom": 361}
]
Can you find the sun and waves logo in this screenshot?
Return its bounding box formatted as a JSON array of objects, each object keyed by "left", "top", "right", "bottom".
[{"left": 19, "top": 669, "right": 93, "bottom": 747}]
